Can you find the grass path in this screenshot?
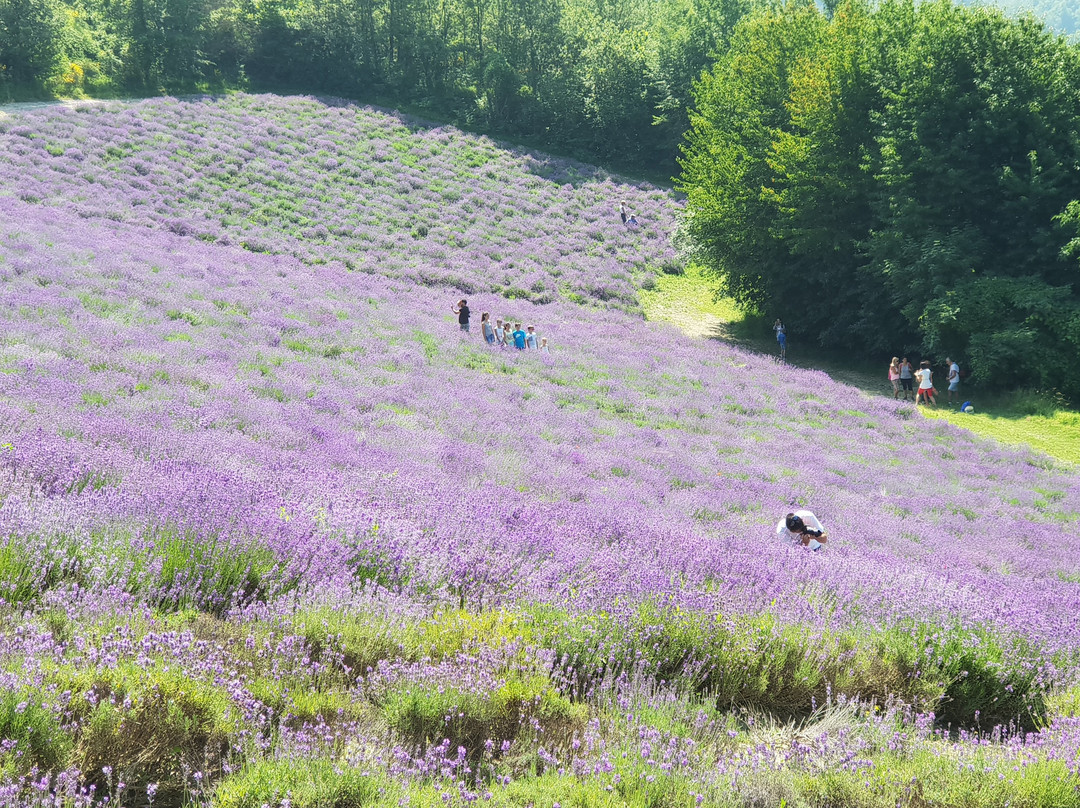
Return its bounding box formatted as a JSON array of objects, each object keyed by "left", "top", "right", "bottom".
[
  {"left": 923, "top": 407, "right": 1080, "bottom": 464},
  {"left": 640, "top": 269, "right": 1080, "bottom": 465}
]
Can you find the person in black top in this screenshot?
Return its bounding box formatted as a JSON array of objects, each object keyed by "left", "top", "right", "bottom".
[{"left": 453, "top": 299, "right": 470, "bottom": 332}]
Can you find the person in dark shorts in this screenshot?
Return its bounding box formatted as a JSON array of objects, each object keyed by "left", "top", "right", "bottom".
[
  {"left": 453, "top": 299, "right": 471, "bottom": 332},
  {"left": 899, "top": 357, "right": 914, "bottom": 401}
]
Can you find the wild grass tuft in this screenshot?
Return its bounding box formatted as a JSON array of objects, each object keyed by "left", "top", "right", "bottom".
[
  {"left": 381, "top": 671, "right": 586, "bottom": 762},
  {"left": 0, "top": 689, "right": 72, "bottom": 775},
  {"left": 538, "top": 603, "right": 1045, "bottom": 730},
  {"left": 213, "top": 759, "right": 393, "bottom": 808},
  {"left": 0, "top": 533, "right": 82, "bottom": 605},
  {"left": 151, "top": 527, "right": 287, "bottom": 615}
]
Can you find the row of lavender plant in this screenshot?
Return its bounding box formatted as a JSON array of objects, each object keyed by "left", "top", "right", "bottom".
[
  {"left": 3, "top": 595, "right": 1079, "bottom": 806},
  {"left": 0, "top": 95, "right": 678, "bottom": 312},
  {"left": 2, "top": 197, "right": 1078, "bottom": 653}
]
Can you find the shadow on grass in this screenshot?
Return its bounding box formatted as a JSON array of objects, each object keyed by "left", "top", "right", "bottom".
[
  {"left": 684, "top": 293, "right": 1080, "bottom": 464},
  {"left": 709, "top": 312, "right": 894, "bottom": 396}
]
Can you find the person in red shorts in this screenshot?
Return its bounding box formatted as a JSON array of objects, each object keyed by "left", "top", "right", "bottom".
[{"left": 916, "top": 360, "right": 936, "bottom": 406}]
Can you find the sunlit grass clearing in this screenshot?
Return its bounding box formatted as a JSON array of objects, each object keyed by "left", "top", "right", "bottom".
[
  {"left": 638, "top": 264, "right": 743, "bottom": 337},
  {"left": 925, "top": 407, "right": 1080, "bottom": 465}
]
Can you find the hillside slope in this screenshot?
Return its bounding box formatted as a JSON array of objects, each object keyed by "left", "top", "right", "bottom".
[
  {"left": 3, "top": 192, "right": 1079, "bottom": 648},
  {"left": 3, "top": 97, "right": 1080, "bottom": 806},
  {"left": 0, "top": 94, "right": 677, "bottom": 312}
]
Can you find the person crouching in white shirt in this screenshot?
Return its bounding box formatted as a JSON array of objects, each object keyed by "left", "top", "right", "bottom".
[{"left": 776, "top": 511, "right": 829, "bottom": 551}]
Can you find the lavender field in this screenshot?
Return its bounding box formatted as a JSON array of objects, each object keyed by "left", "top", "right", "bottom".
[
  {"left": 0, "top": 95, "right": 677, "bottom": 312},
  {"left": 1, "top": 96, "right": 1080, "bottom": 807}
]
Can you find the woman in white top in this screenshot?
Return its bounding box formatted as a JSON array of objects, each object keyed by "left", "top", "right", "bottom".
[
  {"left": 776, "top": 511, "right": 828, "bottom": 551},
  {"left": 916, "top": 360, "right": 936, "bottom": 406}
]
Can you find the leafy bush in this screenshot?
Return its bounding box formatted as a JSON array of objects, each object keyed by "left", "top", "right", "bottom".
[
  {"left": 54, "top": 662, "right": 237, "bottom": 800},
  {"left": 0, "top": 689, "right": 72, "bottom": 775}
]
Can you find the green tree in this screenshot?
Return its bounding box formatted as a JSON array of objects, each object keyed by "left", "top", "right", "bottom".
[
  {"left": 0, "top": 0, "right": 65, "bottom": 93},
  {"left": 870, "top": 0, "right": 1080, "bottom": 391},
  {"left": 679, "top": 1, "right": 867, "bottom": 336},
  {"left": 680, "top": 0, "right": 1080, "bottom": 396}
]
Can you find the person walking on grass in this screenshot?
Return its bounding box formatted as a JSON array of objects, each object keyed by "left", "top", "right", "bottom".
[
  {"left": 512, "top": 323, "right": 526, "bottom": 350},
  {"left": 776, "top": 511, "right": 828, "bottom": 551},
  {"left": 773, "top": 321, "right": 787, "bottom": 362},
  {"left": 888, "top": 357, "right": 902, "bottom": 399},
  {"left": 453, "top": 299, "right": 470, "bottom": 333},
  {"left": 481, "top": 312, "right": 495, "bottom": 345},
  {"left": 619, "top": 201, "right": 627, "bottom": 225},
  {"left": 916, "top": 360, "right": 936, "bottom": 406},
  {"left": 899, "top": 357, "right": 914, "bottom": 401},
  {"left": 525, "top": 325, "right": 538, "bottom": 350},
  {"left": 494, "top": 319, "right": 505, "bottom": 347},
  {"left": 946, "top": 357, "right": 961, "bottom": 405},
  {"left": 540, "top": 337, "right": 550, "bottom": 354}
]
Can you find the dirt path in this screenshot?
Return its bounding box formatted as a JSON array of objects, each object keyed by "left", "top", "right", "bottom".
[{"left": 0, "top": 99, "right": 114, "bottom": 119}]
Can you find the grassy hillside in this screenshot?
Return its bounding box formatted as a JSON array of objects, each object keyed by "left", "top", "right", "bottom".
[{"left": 2, "top": 96, "right": 1080, "bottom": 807}]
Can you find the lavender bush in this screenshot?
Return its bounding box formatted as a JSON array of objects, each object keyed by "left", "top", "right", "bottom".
[{"left": 1, "top": 97, "right": 1079, "bottom": 806}]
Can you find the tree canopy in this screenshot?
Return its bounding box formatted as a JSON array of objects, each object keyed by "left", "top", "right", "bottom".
[{"left": 679, "top": 0, "right": 1080, "bottom": 398}]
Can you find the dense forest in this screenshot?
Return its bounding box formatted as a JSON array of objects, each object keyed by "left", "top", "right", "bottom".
[{"left": 679, "top": 0, "right": 1080, "bottom": 397}]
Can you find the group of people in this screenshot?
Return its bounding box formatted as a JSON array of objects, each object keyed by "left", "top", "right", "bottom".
[
  {"left": 887, "top": 356, "right": 961, "bottom": 406},
  {"left": 618, "top": 202, "right": 640, "bottom": 228},
  {"left": 453, "top": 300, "right": 550, "bottom": 353}
]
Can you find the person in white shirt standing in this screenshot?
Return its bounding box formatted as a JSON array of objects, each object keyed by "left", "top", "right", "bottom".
[
  {"left": 776, "top": 511, "right": 829, "bottom": 551},
  {"left": 916, "top": 360, "right": 936, "bottom": 407},
  {"left": 945, "top": 357, "right": 960, "bottom": 405}
]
